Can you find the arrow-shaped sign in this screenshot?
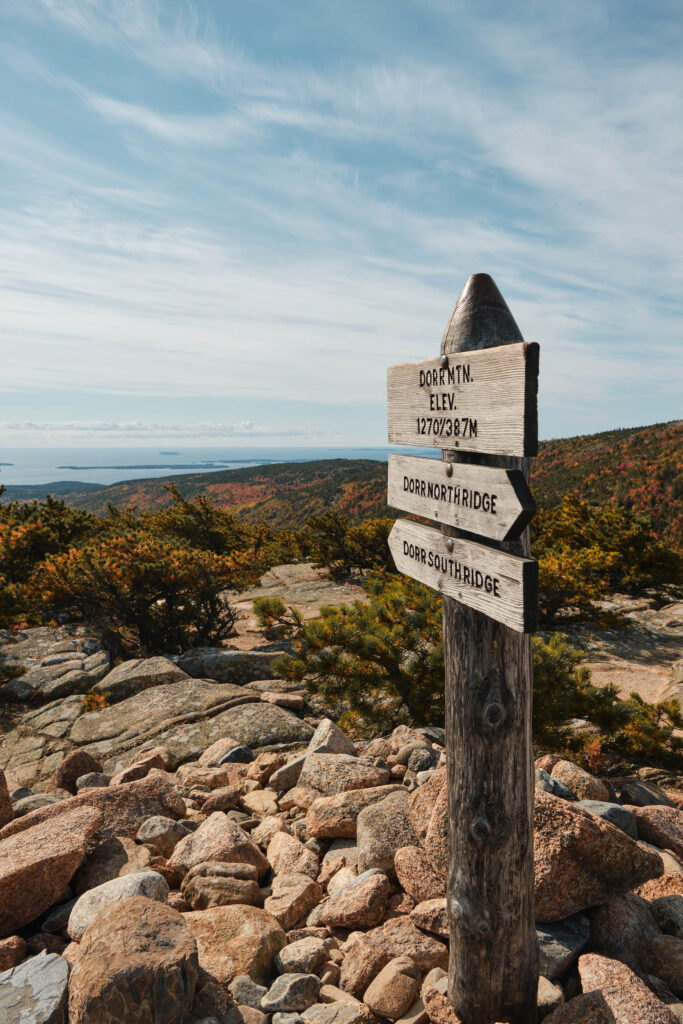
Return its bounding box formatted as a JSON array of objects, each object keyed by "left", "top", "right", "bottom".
[
  {"left": 388, "top": 518, "right": 537, "bottom": 632},
  {"left": 388, "top": 454, "right": 535, "bottom": 542}
]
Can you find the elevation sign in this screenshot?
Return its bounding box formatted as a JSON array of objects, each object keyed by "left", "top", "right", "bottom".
[
  {"left": 388, "top": 517, "right": 537, "bottom": 632},
  {"left": 387, "top": 340, "right": 539, "bottom": 457},
  {"left": 388, "top": 454, "right": 535, "bottom": 542}
]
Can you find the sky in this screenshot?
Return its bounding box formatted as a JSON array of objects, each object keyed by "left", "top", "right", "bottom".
[{"left": 0, "top": 0, "right": 682, "bottom": 448}]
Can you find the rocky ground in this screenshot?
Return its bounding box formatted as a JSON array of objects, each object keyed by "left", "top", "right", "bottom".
[{"left": 0, "top": 567, "right": 682, "bottom": 1024}]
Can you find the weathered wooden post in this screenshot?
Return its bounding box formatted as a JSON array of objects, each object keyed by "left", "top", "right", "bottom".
[{"left": 386, "top": 273, "right": 539, "bottom": 1023}]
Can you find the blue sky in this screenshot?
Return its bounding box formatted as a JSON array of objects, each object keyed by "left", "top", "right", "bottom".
[{"left": 0, "top": 0, "right": 681, "bottom": 447}]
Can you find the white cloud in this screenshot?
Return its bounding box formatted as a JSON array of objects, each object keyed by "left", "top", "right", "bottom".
[{"left": 0, "top": 419, "right": 336, "bottom": 444}]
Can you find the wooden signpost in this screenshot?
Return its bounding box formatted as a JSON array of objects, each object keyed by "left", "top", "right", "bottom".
[
  {"left": 387, "top": 274, "right": 539, "bottom": 1024},
  {"left": 387, "top": 454, "right": 535, "bottom": 542}
]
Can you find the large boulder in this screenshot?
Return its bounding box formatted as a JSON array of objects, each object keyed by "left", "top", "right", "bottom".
[
  {"left": 306, "top": 785, "right": 405, "bottom": 839},
  {"left": 534, "top": 790, "right": 663, "bottom": 921},
  {"left": 184, "top": 905, "right": 286, "bottom": 987},
  {"left": 68, "top": 896, "right": 198, "bottom": 1023},
  {"left": 631, "top": 805, "right": 683, "bottom": 859},
  {"left": 364, "top": 916, "right": 448, "bottom": 973},
  {"left": 169, "top": 812, "right": 269, "bottom": 878},
  {"left": 537, "top": 913, "right": 590, "bottom": 979},
  {"left": 264, "top": 873, "right": 323, "bottom": 930},
  {"left": 176, "top": 648, "right": 276, "bottom": 683},
  {"left": 394, "top": 845, "right": 445, "bottom": 902},
  {"left": 0, "top": 773, "right": 185, "bottom": 846},
  {"left": 67, "top": 869, "right": 169, "bottom": 941},
  {"left": 550, "top": 760, "right": 610, "bottom": 802},
  {"left": 299, "top": 754, "right": 390, "bottom": 796},
  {"left": 267, "top": 831, "right": 319, "bottom": 880},
  {"left": 0, "top": 950, "right": 68, "bottom": 1024},
  {"left": 356, "top": 789, "right": 420, "bottom": 880},
  {"left": 92, "top": 656, "right": 188, "bottom": 702},
  {"left": 0, "top": 804, "right": 102, "bottom": 937},
  {"left": 578, "top": 952, "right": 679, "bottom": 1023}
]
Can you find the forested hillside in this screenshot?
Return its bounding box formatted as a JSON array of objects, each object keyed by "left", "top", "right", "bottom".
[{"left": 2, "top": 420, "right": 681, "bottom": 545}]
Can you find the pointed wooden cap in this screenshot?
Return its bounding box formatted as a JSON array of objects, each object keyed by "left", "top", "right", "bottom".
[{"left": 441, "top": 273, "right": 524, "bottom": 354}]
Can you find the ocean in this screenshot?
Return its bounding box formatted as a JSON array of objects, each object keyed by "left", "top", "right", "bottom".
[{"left": 0, "top": 446, "right": 439, "bottom": 488}]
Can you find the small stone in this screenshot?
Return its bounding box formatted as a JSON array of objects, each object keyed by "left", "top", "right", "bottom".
[
  {"left": 72, "top": 834, "right": 151, "bottom": 893},
  {"left": 274, "top": 1014, "right": 304, "bottom": 1024},
  {"left": 76, "top": 773, "right": 111, "bottom": 790},
  {"left": 262, "top": 692, "right": 305, "bottom": 712},
  {"left": 261, "top": 973, "right": 322, "bottom": 1012},
  {"left": 220, "top": 746, "right": 256, "bottom": 765},
  {"left": 356, "top": 790, "right": 419, "bottom": 881},
  {"left": 620, "top": 780, "right": 675, "bottom": 807},
  {"left": 364, "top": 956, "right": 420, "bottom": 1020},
  {"left": 184, "top": 904, "right": 286, "bottom": 987},
  {"left": 169, "top": 812, "right": 269, "bottom": 878},
  {"left": 302, "top": 1005, "right": 366, "bottom": 1024},
  {"left": 269, "top": 832, "right": 320, "bottom": 880},
  {"left": 230, "top": 975, "right": 268, "bottom": 1009},
  {"left": 410, "top": 899, "right": 449, "bottom": 938},
  {"left": 308, "top": 719, "right": 356, "bottom": 756},
  {"left": 265, "top": 873, "right": 324, "bottom": 930},
  {"left": 537, "top": 913, "right": 590, "bottom": 979},
  {"left": 651, "top": 895, "right": 683, "bottom": 937},
  {"left": 640, "top": 935, "right": 683, "bottom": 997},
  {"left": 538, "top": 976, "right": 564, "bottom": 1018},
  {"left": 588, "top": 893, "right": 659, "bottom": 972},
  {"left": 67, "top": 869, "right": 169, "bottom": 941},
  {"left": 41, "top": 898, "right": 78, "bottom": 934},
  {"left": 109, "top": 752, "right": 168, "bottom": 787},
  {"left": 551, "top": 761, "right": 609, "bottom": 802},
  {"left": 339, "top": 939, "right": 389, "bottom": 997},
  {"left": 137, "top": 815, "right": 193, "bottom": 857},
  {"left": 394, "top": 846, "right": 445, "bottom": 903},
  {"left": 271, "top": 758, "right": 307, "bottom": 793},
  {"left": 243, "top": 790, "right": 280, "bottom": 816},
  {"left": 307, "top": 786, "right": 404, "bottom": 839},
  {"left": 365, "top": 917, "right": 448, "bottom": 973},
  {"left": 276, "top": 937, "right": 328, "bottom": 975},
  {"left": 181, "top": 862, "right": 260, "bottom": 910},
  {"left": 52, "top": 750, "right": 103, "bottom": 795},
  {"left": 199, "top": 737, "right": 241, "bottom": 767},
  {"left": 321, "top": 870, "right": 390, "bottom": 929},
  {"left": 636, "top": 873, "right": 683, "bottom": 900},
  {"left": 543, "top": 992, "right": 612, "bottom": 1023},
  {"left": 577, "top": 800, "right": 638, "bottom": 838},
  {"left": 0, "top": 950, "right": 69, "bottom": 1024},
  {"left": 632, "top": 805, "right": 683, "bottom": 859},
  {"left": 0, "top": 935, "right": 27, "bottom": 972},
  {"left": 280, "top": 786, "right": 322, "bottom": 812}
]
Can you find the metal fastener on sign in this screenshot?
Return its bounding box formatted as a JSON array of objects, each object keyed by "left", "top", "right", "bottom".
[
  {"left": 445, "top": 538, "right": 454, "bottom": 553},
  {"left": 445, "top": 463, "right": 453, "bottom": 477},
  {"left": 440, "top": 354, "right": 449, "bottom": 368}
]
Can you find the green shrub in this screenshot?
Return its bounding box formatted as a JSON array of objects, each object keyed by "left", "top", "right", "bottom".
[{"left": 27, "top": 531, "right": 261, "bottom": 656}]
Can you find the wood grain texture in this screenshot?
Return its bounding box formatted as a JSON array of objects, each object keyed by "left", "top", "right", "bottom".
[
  {"left": 388, "top": 453, "right": 535, "bottom": 542},
  {"left": 441, "top": 273, "right": 538, "bottom": 1024},
  {"left": 388, "top": 518, "right": 537, "bottom": 632},
  {"left": 387, "top": 341, "right": 538, "bottom": 457}
]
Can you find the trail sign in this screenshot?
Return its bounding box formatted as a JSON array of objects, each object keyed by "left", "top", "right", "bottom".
[
  {"left": 388, "top": 453, "right": 535, "bottom": 542},
  {"left": 388, "top": 517, "right": 537, "bottom": 633},
  {"left": 387, "top": 340, "right": 538, "bottom": 456},
  {"left": 386, "top": 273, "right": 540, "bottom": 1023}
]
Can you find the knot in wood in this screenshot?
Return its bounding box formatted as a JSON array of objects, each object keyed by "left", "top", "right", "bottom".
[
  {"left": 482, "top": 700, "right": 506, "bottom": 729},
  {"left": 470, "top": 816, "right": 492, "bottom": 843}
]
